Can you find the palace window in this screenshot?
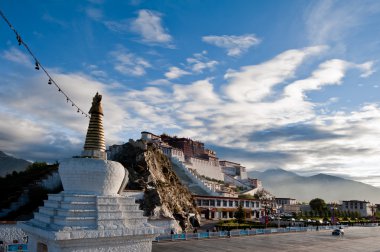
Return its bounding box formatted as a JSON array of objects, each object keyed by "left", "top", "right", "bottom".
[{"left": 202, "top": 200, "right": 210, "bottom": 206}]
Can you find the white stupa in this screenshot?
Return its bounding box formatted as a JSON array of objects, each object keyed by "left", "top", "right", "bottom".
[{"left": 19, "top": 93, "right": 160, "bottom": 252}]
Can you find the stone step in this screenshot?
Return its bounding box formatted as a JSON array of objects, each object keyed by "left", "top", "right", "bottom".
[
  {"left": 57, "top": 209, "right": 97, "bottom": 217},
  {"left": 97, "top": 210, "right": 144, "bottom": 220},
  {"left": 62, "top": 194, "right": 97, "bottom": 203},
  {"left": 44, "top": 200, "right": 97, "bottom": 210},
  {"left": 52, "top": 215, "right": 97, "bottom": 227},
  {"left": 38, "top": 206, "right": 57, "bottom": 216},
  {"left": 48, "top": 193, "right": 97, "bottom": 203},
  {"left": 96, "top": 204, "right": 139, "bottom": 211},
  {"left": 96, "top": 196, "right": 135, "bottom": 205},
  {"left": 119, "top": 205, "right": 140, "bottom": 211},
  {"left": 43, "top": 200, "right": 60, "bottom": 208},
  {"left": 60, "top": 201, "right": 97, "bottom": 210},
  {"left": 47, "top": 193, "right": 63, "bottom": 201},
  {"left": 97, "top": 217, "right": 148, "bottom": 228},
  {"left": 29, "top": 219, "right": 51, "bottom": 229},
  {"left": 124, "top": 217, "right": 149, "bottom": 226},
  {"left": 34, "top": 212, "right": 53, "bottom": 224},
  {"left": 49, "top": 223, "right": 96, "bottom": 231}
]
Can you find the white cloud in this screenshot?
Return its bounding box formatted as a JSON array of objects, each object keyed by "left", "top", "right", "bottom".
[
  {"left": 186, "top": 51, "right": 218, "bottom": 73},
  {"left": 2, "top": 44, "right": 380, "bottom": 187},
  {"left": 291, "top": 59, "right": 375, "bottom": 95},
  {"left": 104, "top": 10, "right": 173, "bottom": 46},
  {"left": 223, "top": 46, "right": 328, "bottom": 102},
  {"left": 109, "top": 47, "right": 151, "bottom": 76},
  {"left": 119, "top": 48, "right": 380, "bottom": 186},
  {"left": 0, "top": 70, "right": 130, "bottom": 156},
  {"left": 164, "top": 67, "right": 190, "bottom": 79},
  {"left": 305, "top": 0, "right": 380, "bottom": 44},
  {"left": 83, "top": 64, "right": 108, "bottom": 78},
  {"left": 162, "top": 51, "right": 218, "bottom": 80},
  {"left": 357, "top": 61, "right": 375, "bottom": 78},
  {"left": 2, "top": 47, "right": 32, "bottom": 66},
  {"left": 131, "top": 9, "right": 172, "bottom": 45},
  {"left": 202, "top": 34, "right": 260, "bottom": 56},
  {"left": 284, "top": 59, "right": 348, "bottom": 101},
  {"left": 173, "top": 79, "right": 220, "bottom": 104}
]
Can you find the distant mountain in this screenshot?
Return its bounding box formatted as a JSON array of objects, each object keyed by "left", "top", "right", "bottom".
[
  {"left": 0, "top": 151, "right": 31, "bottom": 177},
  {"left": 248, "top": 168, "right": 380, "bottom": 203}
]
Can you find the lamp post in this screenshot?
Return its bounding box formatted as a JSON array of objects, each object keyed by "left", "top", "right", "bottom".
[
  {"left": 330, "top": 203, "right": 337, "bottom": 226},
  {"left": 369, "top": 204, "right": 376, "bottom": 222}
]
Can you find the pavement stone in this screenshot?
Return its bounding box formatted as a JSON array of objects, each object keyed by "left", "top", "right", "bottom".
[{"left": 152, "top": 226, "right": 380, "bottom": 252}]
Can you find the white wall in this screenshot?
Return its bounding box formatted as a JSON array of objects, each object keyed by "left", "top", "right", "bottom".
[
  {"left": 188, "top": 157, "right": 224, "bottom": 181},
  {"left": 171, "top": 158, "right": 219, "bottom": 196},
  {"left": 0, "top": 224, "right": 26, "bottom": 243}
]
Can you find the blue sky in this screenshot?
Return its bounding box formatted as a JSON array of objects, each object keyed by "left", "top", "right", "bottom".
[{"left": 1, "top": 0, "right": 380, "bottom": 187}]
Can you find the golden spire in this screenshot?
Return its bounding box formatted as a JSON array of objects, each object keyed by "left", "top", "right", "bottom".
[{"left": 81, "top": 92, "right": 106, "bottom": 159}]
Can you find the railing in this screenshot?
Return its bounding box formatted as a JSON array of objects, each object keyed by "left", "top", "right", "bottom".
[
  {"left": 0, "top": 243, "right": 28, "bottom": 252},
  {"left": 155, "top": 225, "right": 345, "bottom": 242}
]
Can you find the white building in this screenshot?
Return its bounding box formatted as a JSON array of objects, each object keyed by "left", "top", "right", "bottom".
[
  {"left": 249, "top": 178, "right": 263, "bottom": 189},
  {"left": 275, "top": 198, "right": 299, "bottom": 214},
  {"left": 219, "top": 160, "right": 248, "bottom": 180},
  {"left": 187, "top": 157, "right": 224, "bottom": 181},
  {"left": 141, "top": 131, "right": 161, "bottom": 143},
  {"left": 194, "top": 195, "right": 262, "bottom": 220},
  {"left": 160, "top": 143, "right": 185, "bottom": 162},
  {"left": 340, "top": 200, "right": 373, "bottom": 217},
  {"left": 276, "top": 198, "right": 297, "bottom": 206}
]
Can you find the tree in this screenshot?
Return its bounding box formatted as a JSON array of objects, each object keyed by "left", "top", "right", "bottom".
[
  {"left": 234, "top": 204, "right": 245, "bottom": 224},
  {"left": 238, "top": 194, "right": 254, "bottom": 199},
  {"left": 254, "top": 189, "right": 275, "bottom": 213},
  {"left": 309, "top": 198, "right": 327, "bottom": 212}
]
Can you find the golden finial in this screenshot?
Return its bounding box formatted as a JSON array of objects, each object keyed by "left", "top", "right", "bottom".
[{"left": 81, "top": 92, "right": 106, "bottom": 159}]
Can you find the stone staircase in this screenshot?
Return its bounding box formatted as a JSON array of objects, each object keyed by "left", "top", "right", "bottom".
[
  {"left": 170, "top": 158, "right": 218, "bottom": 196},
  {"left": 29, "top": 192, "right": 149, "bottom": 231}
]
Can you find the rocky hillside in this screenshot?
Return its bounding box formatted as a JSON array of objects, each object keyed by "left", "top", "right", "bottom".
[
  {"left": 0, "top": 151, "right": 31, "bottom": 177},
  {"left": 110, "top": 140, "right": 200, "bottom": 230}
]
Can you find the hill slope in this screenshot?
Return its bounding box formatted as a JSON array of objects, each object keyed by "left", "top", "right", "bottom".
[
  {"left": 110, "top": 140, "right": 200, "bottom": 230},
  {"left": 0, "top": 151, "right": 31, "bottom": 177},
  {"left": 248, "top": 169, "right": 380, "bottom": 203}
]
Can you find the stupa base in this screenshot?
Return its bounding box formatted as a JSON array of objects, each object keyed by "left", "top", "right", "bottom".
[
  {"left": 20, "top": 226, "right": 155, "bottom": 252},
  {"left": 19, "top": 192, "right": 159, "bottom": 252}
]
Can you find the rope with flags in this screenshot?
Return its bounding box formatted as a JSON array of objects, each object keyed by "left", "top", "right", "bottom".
[{"left": 0, "top": 9, "right": 90, "bottom": 118}]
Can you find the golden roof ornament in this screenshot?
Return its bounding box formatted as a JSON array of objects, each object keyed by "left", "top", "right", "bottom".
[{"left": 81, "top": 92, "right": 106, "bottom": 159}]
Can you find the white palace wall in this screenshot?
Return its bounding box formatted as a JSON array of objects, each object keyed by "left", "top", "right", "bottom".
[{"left": 187, "top": 157, "right": 224, "bottom": 181}]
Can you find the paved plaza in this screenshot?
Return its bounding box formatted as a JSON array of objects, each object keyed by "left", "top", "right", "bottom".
[{"left": 152, "top": 226, "right": 380, "bottom": 252}]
